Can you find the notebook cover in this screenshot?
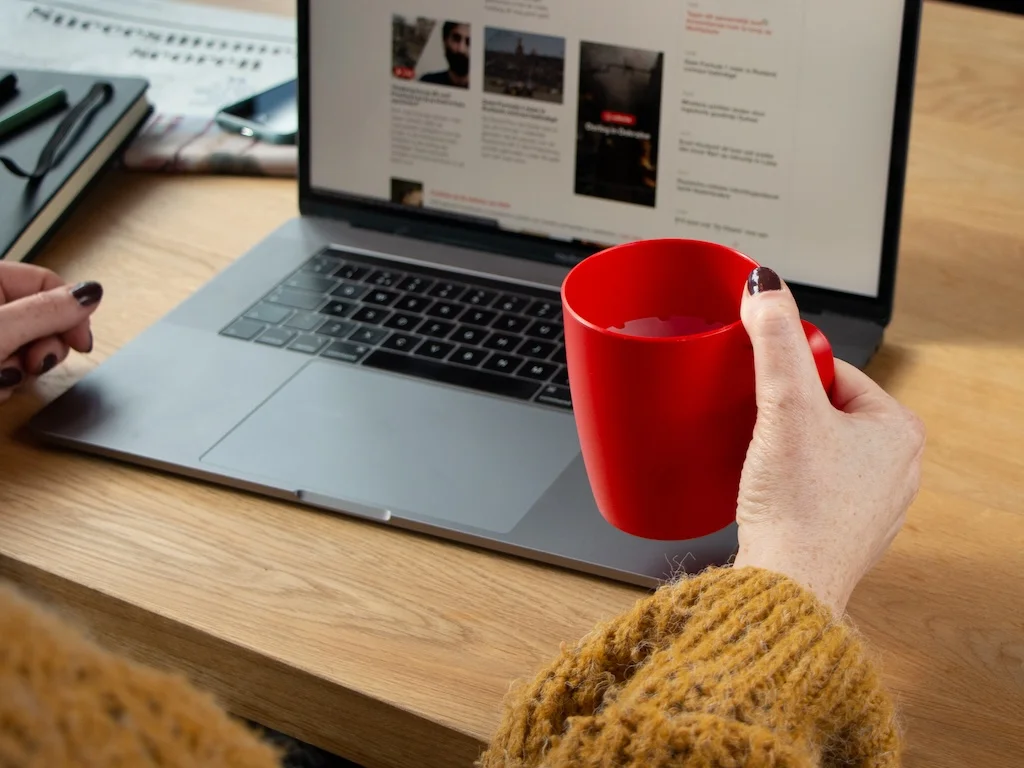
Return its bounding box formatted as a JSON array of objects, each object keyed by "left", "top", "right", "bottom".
[{"left": 0, "top": 68, "right": 150, "bottom": 261}]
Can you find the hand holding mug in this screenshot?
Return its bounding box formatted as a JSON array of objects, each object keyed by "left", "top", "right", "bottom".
[
  {"left": 0, "top": 262, "right": 102, "bottom": 404},
  {"left": 735, "top": 268, "right": 925, "bottom": 615}
]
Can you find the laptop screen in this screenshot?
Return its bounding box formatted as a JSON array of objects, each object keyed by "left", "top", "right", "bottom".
[{"left": 308, "top": 1, "right": 908, "bottom": 299}]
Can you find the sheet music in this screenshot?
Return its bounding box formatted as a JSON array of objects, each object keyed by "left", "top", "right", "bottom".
[{"left": 0, "top": 0, "right": 296, "bottom": 117}]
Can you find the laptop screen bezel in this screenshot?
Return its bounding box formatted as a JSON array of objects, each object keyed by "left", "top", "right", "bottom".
[{"left": 296, "top": 0, "right": 923, "bottom": 326}]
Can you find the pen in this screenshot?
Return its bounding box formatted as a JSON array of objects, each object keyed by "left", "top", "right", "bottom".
[
  {"left": 0, "top": 73, "right": 17, "bottom": 108},
  {"left": 0, "top": 86, "right": 68, "bottom": 143}
]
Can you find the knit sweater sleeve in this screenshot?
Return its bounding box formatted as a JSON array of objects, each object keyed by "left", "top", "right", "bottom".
[
  {"left": 480, "top": 567, "right": 901, "bottom": 768},
  {"left": 0, "top": 583, "right": 281, "bottom": 768}
]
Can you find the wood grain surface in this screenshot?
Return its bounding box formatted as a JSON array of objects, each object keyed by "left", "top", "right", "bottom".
[{"left": 1, "top": 2, "right": 1022, "bottom": 767}]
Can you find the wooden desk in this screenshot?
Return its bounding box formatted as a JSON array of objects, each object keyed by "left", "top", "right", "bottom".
[{"left": 1, "top": 2, "right": 1022, "bottom": 766}]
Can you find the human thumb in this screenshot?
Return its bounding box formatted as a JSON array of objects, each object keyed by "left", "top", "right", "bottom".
[
  {"left": 740, "top": 267, "right": 822, "bottom": 411},
  {"left": 0, "top": 281, "right": 102, "bottom": 359}
]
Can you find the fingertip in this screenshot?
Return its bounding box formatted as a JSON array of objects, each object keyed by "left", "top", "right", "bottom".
[
  {"left": 741, "top": 274, "right": 803, "bottom": 341},
  {"left": 69, "top": 281, "right": 104, "bottom": 308},
  {"left": 61, "top": 322, "right": 93, "bottom": 354},
  {"left": 746, "top": 266, "right": 783, "bottom": 297},
  {"left": 0, "top": 358, "right": 25, "bottom": 390},
  {"left": 741, "top": 267, "right": 797, "bottom": 324},
  {"left": 21, "top": 337, "right": 69, "bottom": 377}
]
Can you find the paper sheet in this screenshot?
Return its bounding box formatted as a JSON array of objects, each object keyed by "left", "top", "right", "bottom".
[{"left": 0, "top": 0, "right": 299, "bottom": 175}]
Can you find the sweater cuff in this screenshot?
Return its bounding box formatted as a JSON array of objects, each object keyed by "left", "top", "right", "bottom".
[{"left": 482, "top": 567, "right": 900, "bottom": 768}]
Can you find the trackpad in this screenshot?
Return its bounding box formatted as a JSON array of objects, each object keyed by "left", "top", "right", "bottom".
[{"left": 201, "top": 360, "right": 581, "bottom": 533}]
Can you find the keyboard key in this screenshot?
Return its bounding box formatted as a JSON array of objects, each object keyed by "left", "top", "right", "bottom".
[
  {"left": 426, "top": 301, "right": 463, "bottom": 320},
  {"left": 352, "top": 306, "right": 390, "bottom": 325},
  {"left": 221, "top": 319, "right": 265, "bottom": 341},
  {"left": 521, "top": 360, "right": 558, "bottom": 381},
  {"left": 414, "top": 340, "right": 456, "bottom": 360},
  {"left": 420, "top": 320, "right": 454, "bottom": 339},
  {"left": 537, "top": 384, "right": 572, "bottom": 410},
  {"left": 463, "top": 308, "right": 497, "bottom": 326},
  {"left": 331, "top": 281, "right": 368, "bottom": 300},
  {"left": 268, "top": 288, "right": 324, "bottom": 311},
  {"left": 365, "top": 350, "right": 541, "bottom": 401},
  {"left": 526, "top": 300, "right": 559, "bottom": 320},
  {"left": 322, "top": 300, "right": 356, "bottom": 317},
  {"left": 451, "top": 326, "right": 487, "bottom": 345},
  {"left": 368, "top": 269, "right": 404, "bottom": 287},
  {"left": 284, "top": 312, "right": 326, "bottom": 331},
  {"left": 322, "top": 341, "right": 371, "bottom": 363},
  {"left": 302, "top": 254, "right": 342, "bottom": 275},
  {"left": 245, "top": 303, "right": 292, "bottom": 325},
  {"left": 397, "top": 275, "right": 433, "bottom": 293},
  {"left": 518, "top": 339, "right": 556, "bottom": 359},
  {"left": 482, "top": 353, "right": 524, "bottom": 375},
  {"left": 495, "top": 294, "right": 530, "bottom": 314},
  {"left": 428, "top": 281, "right": 465, "bottom": 301},
  {"left": 349, "top": 326, "right": 389, "bottom": 345},
  {"left": 318, "top": 319, "right": 357, "bottom": 338},
  {"left": 551, "top": 345, "right": 567, "bottom": 365},
  {"left": 550, "top": 366, "right": 570, "bottom": 387},
  {"left": 288, "top": 334, "right": 329, "bottom": 355},
  {"left": 333, "top": 263, "right": 370, "bottom": 281},
  {"left": 255, "top": 327, "right": 296, "bottom": 347},
  {"left": 493, "top": 314, "right": 530, "bottom": 334},
  {"left": 365, "top": 289, "right": 399, "bottom": 306},
  {"left": 285, "top": 273, "right": 336, "bottom": 293},
  {"left": 483, "top": 332, "right": 519, "bottom": 352},
  {"left": 395, "top": 295, "right": 433, "bottom": 313},
  {"left": 451, "top": 346, "right": 488, "bottom": 367},
  {"left": 463, "top": 289, "right": 497, "bottom": 307},
  {"left": 527, "top": 320, "right": 563, "bottom": 340},
  {"left": 384, "top": 312, "right": 422, "bottom": 332},
  {"left": 381, "top": 332, "right": 419, "bottom": 353}
]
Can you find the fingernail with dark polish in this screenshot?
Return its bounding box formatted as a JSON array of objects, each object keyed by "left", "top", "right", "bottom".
[
  {"left": 40, "top": 354, "right": 58, "bottom": 374},
  {"left": 747, "top": 267, "right": 782, "bottom": 296},
  {"left": 0, "top": 368, "right": 23, "bottom": 389},
  {"left": 71, "top": 281, "right": 104, "bottom": 307}
]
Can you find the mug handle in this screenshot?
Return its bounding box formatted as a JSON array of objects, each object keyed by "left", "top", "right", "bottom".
[{"left": 801, "top": 320, "right": 836, "bottom": 400}]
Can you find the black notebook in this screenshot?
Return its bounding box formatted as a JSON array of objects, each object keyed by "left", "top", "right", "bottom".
[{"left": 0, "top": 69, "right": 150, "bottom": 263}]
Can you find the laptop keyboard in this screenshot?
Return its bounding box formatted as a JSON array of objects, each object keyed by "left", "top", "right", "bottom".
[{"left": 218, "top": 247, "right": 573, "bottom": 410}]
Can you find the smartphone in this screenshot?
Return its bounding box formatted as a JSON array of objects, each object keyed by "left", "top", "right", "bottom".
[{"left": 215, "top": 79, "right": 297, "bottom": 145}]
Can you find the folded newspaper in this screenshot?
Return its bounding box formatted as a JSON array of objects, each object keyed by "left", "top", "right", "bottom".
[{"left": 0, "top": 0, "right": 298, "bottom": 177}]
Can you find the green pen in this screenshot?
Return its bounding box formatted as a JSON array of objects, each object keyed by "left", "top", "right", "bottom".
[{"left": 0, "top": 87, "right": 68, "bottom": 142}]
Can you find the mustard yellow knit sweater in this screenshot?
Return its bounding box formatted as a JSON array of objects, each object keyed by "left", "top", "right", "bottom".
[{"left": 0, "top": 568, "right": 900, "bottom": 767}]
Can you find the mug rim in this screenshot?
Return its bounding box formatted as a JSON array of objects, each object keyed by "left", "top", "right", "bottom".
[{"left": 561, "top": 238, "right": 759, "bottom": 344}]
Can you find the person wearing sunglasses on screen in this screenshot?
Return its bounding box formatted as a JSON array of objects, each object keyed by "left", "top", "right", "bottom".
[{"left": 0, "top": 261, "right": 923, "bottom": 767}]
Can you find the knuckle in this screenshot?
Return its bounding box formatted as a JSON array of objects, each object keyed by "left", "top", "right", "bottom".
[
  {"left": 754, "top": 302, "right": 800, "bottom": 339},
  {"left": 764, "top": 382, "right": 812, "bottom": 417},
  {"left": 903, "top": 409, "right": 927, "bottom": 447}
]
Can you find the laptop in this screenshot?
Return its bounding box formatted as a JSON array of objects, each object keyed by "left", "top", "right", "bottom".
[{"left": 27, "top": 0, "right": 923, "bottom": 587}]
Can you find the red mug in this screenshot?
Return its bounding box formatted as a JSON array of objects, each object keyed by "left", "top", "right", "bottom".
[{"left": 561, "top": 238, "right": 835, "bottom": 541}]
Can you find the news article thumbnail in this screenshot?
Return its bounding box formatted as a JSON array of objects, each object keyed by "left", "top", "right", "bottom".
[
  {"left": 483, "top": 27, "right": 565, "bottom": 104},
  {"left": 390, "top": 178, "right": 424, "bottom": 207},
  {"left": 574, "top": 41, "right": 664, "bottom": 208},
  {"left": 392, "top": 15, "right": 471, "bottom": 89}
]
